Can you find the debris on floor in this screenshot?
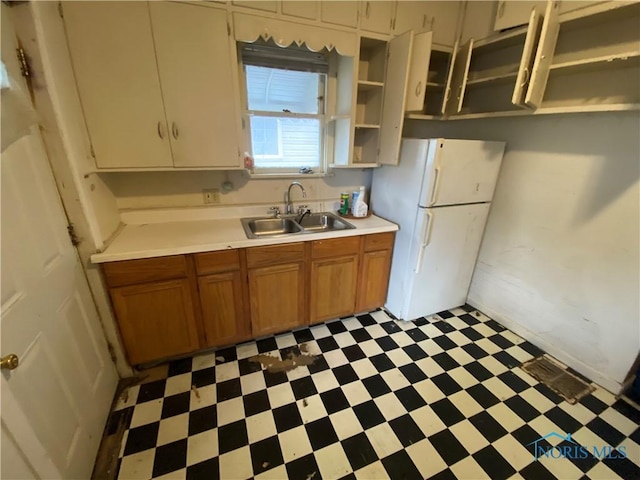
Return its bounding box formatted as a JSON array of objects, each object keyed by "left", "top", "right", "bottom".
[
  {"left": 249, "top": 344, "right": 317, "bottom": 373},
  {"left": 522, "top": 355, "right": 595, "bottom": 404}
]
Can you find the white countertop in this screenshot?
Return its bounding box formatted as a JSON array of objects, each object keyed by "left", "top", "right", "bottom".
[{"left": 91, "top": 214, "right": 398, "bottom": 263}]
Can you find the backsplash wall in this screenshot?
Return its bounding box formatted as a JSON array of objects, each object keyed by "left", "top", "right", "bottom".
[{"left": 99, "top": 169, "right": 372, "bottom": 211}]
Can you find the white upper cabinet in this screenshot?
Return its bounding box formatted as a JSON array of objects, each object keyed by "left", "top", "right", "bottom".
[
  {"left": 379, "top": 31, "right": 413, "bottom": 165},
  {"left": 426, "top": 2, "right": 463, "bottom": 47},
  {"left": 64, "top": 1, "right": 242, "bottom": 170},
  {"left": 525, "top": 0, "right": 560, "bottom": 108},
  {"left": 512, "top": 9, "right": 544, "bottom": 107},
  {"left": 359, "top": 1, "right": 394, "bottom": 34},
  {"left": 63, "top": 2, "right": 173, "bottom": 169},
  {"left": 150, "top": 3, "right": 241, "bottom": 168},
  {"left": 321, "top": 1, "right": 359, "bottom": 28},
  {"left": 232, "top": 1, "right": 278, "bottom": 13},
  {"left": 393, "top": 1, "right": 432, "bottom": 35},
  {"left": 405, "top": 32, "right": 433, "bottom": 112},
  {"left": 442, "top": 39, "right": 473, "bottom": 115},
  {"left": 494, "top": 1, "right": 547, "bottom": 31},
  {"left": 281, "top": 1, "right": 318, "bottom": 20}
]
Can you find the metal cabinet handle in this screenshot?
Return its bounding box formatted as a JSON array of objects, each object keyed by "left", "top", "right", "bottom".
[
  {"left": 157, "top": 121, "right": 165, "bottom": 139},
  {"left": 457, "top": 85, "right": 463, "bottom": 100},
  {"left": 422, "top": 14, "right": 427, "bottom": 28},
  {"left": 172, "top": 122, "right": 179, "bottom": 140},
  {"left": 1, "top": 354, "right": 19, "bottom": 370},
  {"left": 498, "top": 1, "right": 505, "bottom": 18},
  {"left": 415, "top": 81, "right": 423, "bottom": 97},
  {"left": 365, "top": 1, "right": 370, "bottom": 18}
]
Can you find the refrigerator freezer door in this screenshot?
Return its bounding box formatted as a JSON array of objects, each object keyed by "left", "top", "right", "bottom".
[
  {"left": 403, "top": 203, "right": 491, "bottom": 320},
  {"left": 419, "top": 139, "right": 506, "bottom": 207}
]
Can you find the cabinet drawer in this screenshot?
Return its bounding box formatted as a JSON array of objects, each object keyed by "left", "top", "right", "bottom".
[
  {"left": 364, "top": 232, "right": 395, "bottom": 252},
  {"left": 102, "top": 255, "right": 188, "bottom": 287},
  {"left": 246, "top": 242, "right": 305, "bottom": 268},
  {"left": 311, "top": 236, "right": 361, "bottom": 259},
  {"left": 195, "top": 249, "right": 240, "bottom": 275}
]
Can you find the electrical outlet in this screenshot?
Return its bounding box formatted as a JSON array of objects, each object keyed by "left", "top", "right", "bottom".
[{"left": 203, "top": 189, "right": 220, "bottom": 204}]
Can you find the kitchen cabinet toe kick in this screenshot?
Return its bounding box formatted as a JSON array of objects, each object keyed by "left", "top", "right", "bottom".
[{"left": 102, "top": 232, "right": 395, "bottom": 365}]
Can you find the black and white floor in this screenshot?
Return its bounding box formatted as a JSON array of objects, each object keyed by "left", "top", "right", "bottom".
[{"left": 109, "top": 307, "right": 640, "bottom": 480}]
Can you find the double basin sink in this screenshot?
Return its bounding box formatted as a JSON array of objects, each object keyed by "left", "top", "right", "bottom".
[{"left": 241, "top": 212, "right": 355, "bottom": 239}]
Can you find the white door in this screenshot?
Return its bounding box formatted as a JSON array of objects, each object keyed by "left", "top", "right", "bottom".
[
  {"left": 403, "top": 203, "right": 491, "bottom": 320},
  {"left": 419, "top": 139, "right": 506, "bottom": 207},
  {"left": 1, "top": 10, "right": 118, "bottom": 479},
  {"left": 150, "top": 2, "right": 241, "bottom": 168}
]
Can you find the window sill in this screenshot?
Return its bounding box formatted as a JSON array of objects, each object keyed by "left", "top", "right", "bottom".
[{"left": 243, "top": 171, "right": 334, "bottom": 180}]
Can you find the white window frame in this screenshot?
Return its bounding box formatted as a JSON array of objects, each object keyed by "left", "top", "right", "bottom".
[{"left": 238, "top": 46, "right": 331, "bottom": 176}]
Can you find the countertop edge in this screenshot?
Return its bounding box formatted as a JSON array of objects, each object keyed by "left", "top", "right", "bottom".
[{"left": 91, "top": 220, "right": 398, "bottom": 264}]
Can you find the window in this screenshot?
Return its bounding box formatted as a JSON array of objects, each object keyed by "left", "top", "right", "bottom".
[{"left": 241, "top": 42, "right": 328, "bottom": 173}]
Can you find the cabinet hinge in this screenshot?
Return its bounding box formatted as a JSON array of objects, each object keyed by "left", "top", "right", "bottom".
[
  {"left": 16, "top": 47, "right": 31, "bottom": 78},
  {"left": 89, "top": 144, "right": 96, "bottom": 159},
  {"left": 58, "top": 2, "right": 63, "bottom": 18},
  {"left": 67, "top": 224, "right": 81, "bottom": 247},
  {"left": 227, "top": 22, "right": 231, "bottom": 36}
]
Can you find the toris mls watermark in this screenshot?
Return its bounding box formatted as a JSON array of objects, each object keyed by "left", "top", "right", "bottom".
[{"left": 527, "top": 432, "right": 627, "bottom": 461}]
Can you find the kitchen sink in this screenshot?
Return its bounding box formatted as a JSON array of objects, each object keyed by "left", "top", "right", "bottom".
[
  {"left": 241, "top": 212, "right": 355, "bottom": 239},
  {"left": 298, "top": 212, "right": 355, "bottom": 232}
]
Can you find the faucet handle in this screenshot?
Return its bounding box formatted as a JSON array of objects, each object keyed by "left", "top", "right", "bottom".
[
  {"left": 268, "top": 206, "right": 281, "bottom": 217},
  {"left": 297, "top": 205, "right": 309, "bottom": 215}
]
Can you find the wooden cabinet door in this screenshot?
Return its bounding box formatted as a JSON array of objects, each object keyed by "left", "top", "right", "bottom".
[
  {"left": 405, "top": 31, "right": 433, "bottom": 112},
  {"left": 198, "top": 271, "right": 249, "bottom": 348},
  {"left": 310, "top": 255, "right": 359, "bottom": 324},
  {"left": 321, "top": 1, "right": 359, "bottom": 28},
  {"left": 248, "top": 263, "right": 306, "bottom": 336},
  {"left": 494, "top": 1, "right": 547, "bottom": 31},
  {"left": 512, "top": 8, "right": 544, "bottom": 107},
  {"left": 232, "top": 1, "right": 278, "bottom": 12},
  {"left": 150, "top": 3, "right": 241, "bottom": 168},
  {"left": 360, "top": 1, "right": 394, "bottom": 34},
  {"left": 379, "top": 31, "right": 412, "bottom": 166},
  {"left": 357, "top": 250, "right": 392, "bottom": 312},
  {"left": 62, "top": 2, "right": 173, "bottom": 168},
  {"left": 110, "top": 279, "right": 200, "bottom": 365}
]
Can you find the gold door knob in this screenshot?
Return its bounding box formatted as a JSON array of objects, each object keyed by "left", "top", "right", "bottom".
[{"left": 0, "top": 354, "right": 19, "bottom": 370}]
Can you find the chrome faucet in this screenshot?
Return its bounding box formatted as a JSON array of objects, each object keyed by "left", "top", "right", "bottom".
[{"left": 285, "top": 182, "right": 306, "bottom": 214}]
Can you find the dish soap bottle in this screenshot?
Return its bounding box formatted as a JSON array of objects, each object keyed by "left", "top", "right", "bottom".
[{"left": 352, "top": 186, "right": 368, "bottom": 218}]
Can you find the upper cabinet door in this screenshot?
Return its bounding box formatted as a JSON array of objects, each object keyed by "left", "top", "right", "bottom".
[
  {"left": 150, "top": 3, "right": 241, "bottom": 168},
  {"left": 359, "top": 1, "right": 394, "bottom": 34},
  {"left": 405, "top": 31, "right": 433, "bottom": 112},
  {"left": 512, "top": 8, "right": 544, "bottom": 107},
  {"left": 232, "top": 1, "right": 278, "bottom": 13},
  {"left": 63, "top": 2, "right": 173, "bottom": 169},
  {"left": 281, "top": 1, "right": 318, "bottom": 20},
  {"left": 379, "top": 31, "right": 413, "bottom": 166},
  {"left": 321, "top": 1, "right": 359, "bottom": 28},
  {"left": 393, "top": 1, "right": 432, "bottom": 35},
  {"left": 441, "top": 39, "right": 459, "bottom": 115},
  {"left": 443, "top": 39, "right": 473, "bottom": 115},
  {"left": 525, "top": 1, "right": 560, "bottom": 108},
  {"left": 494, "top": 1, "right": 546, "bottom": 31}
]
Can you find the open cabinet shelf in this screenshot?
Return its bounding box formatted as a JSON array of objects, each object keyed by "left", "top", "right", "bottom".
[{"left": 535, "top": 2, "right": 640, "bottom": 111}]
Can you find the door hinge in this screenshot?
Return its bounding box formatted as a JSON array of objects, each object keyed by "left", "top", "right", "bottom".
[
  {"left": 16, "top": 47, "right": 31, "bottom": 78},
  {"left": 67, "top": 224, "right": 81, "bottom": 247},
  {"left": 58, "top": 2, "right": 63, "bottom": 18}
]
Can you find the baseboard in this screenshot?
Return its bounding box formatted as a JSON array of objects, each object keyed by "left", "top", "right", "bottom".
[{"left": 467, "top": 299, "right": 624, "bottom": 395}]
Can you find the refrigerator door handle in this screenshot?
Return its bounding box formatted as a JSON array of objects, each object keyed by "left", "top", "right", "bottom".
[
  {"left": 415, "top": 210, "right": 434, "bottom": 274},
  {"left": 428, "top": 166, "right": 441, "bottom": 206}
]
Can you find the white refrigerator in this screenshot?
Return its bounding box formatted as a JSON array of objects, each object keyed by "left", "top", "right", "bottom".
[{"left": 371, "top": 138, "right": 505, "bottom": 321}]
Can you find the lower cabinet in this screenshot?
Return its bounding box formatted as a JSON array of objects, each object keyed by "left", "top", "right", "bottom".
[
  {"left": 198, "top": 271, "right": 249, "bottom": 348},
  {"left": 246, "top": 243, "right": 307, "bottom": 336},
  {"left": 102, "top": 232, "right": 394, "bottom": 365},
  {"left": 248, "top": 263, "right": 306, "bottom": 336},
  {"left": 110, "top": 279, "right": 200, "bottom": 365}
]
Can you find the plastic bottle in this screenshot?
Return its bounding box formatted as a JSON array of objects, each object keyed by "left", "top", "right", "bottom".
[{"left": 352, "top": 186, "right": 368, "bottom": 217}]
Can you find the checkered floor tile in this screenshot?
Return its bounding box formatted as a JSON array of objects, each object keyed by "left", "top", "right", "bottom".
[{"left": 109, "top": 307, "right": 640, "bottom": 480}]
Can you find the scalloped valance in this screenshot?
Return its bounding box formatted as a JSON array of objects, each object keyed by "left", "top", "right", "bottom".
[{"left": 233, "top": 13, "right": 357, "bottom": 57}]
